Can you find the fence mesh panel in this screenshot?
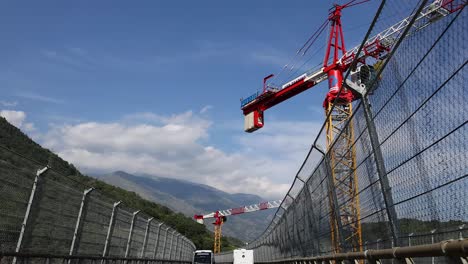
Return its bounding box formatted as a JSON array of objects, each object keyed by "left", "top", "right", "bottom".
[
  {"left": 76, "top": 192, "right": 113, "bottom": 255},
  {"left": 0, "top": 147, "right": 195, "bottom": 259},
  {"left": 128, "top": 215, "right": 147, "bottom": 257},
  {"left": 21, "top": 170, "right": 83, "bottom": 254},
  {"left": 0, "top": 160, "right": 34, "bottom": 253},
  {"left": 143, "top": 221, "right": 161, "bottom": 258},
  {"left": 246, "top": 1, "right": 467, "bottom": 263}
]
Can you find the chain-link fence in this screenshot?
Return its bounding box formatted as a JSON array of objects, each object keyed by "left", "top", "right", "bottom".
[
  {"left": 243, "top": 0, "right": 467, "bottom": 263},
  {"left": 0, "top": 147, "right": 196, "bottom": 261}
]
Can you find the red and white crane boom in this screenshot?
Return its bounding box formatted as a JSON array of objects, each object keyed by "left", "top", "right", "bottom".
[
  {"left": 194, "top": 200, "right": 282, "bottom": 253},
  {"left": 193, "top": 200, "right": 282, "bottom": 224}
]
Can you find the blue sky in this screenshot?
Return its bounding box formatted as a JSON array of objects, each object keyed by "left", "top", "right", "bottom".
[{"left": 1, "top": 0, "right": 382, "bottom": 199}]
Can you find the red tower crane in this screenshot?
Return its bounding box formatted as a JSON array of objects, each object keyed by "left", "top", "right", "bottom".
[
  {"left": 241, "top": 0, "right": 464, "bottom": 132},
  {"left": 194, "top": 200, "right": 282, "bottom": 253},
  {"left": 240, "top": 0, "right": 464, "bottom": 254}
]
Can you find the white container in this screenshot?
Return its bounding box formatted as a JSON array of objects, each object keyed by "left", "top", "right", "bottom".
[{"left": 233, "top": 249, "right": 254, "bottom": 264}]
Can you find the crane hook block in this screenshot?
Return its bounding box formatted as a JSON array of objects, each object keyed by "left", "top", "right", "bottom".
[{"left": 244, "top": 110, "right": 264, "bottom": 133}]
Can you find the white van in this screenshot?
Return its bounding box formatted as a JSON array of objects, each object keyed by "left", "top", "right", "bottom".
[
  {"left": 193, "top": 250, "right": 214, "bottom": 264},
  {"left": 233, "top": 249, "right": 254, "bottom": 264}
]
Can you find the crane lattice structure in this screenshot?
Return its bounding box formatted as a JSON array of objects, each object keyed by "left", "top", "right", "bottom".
[
  {"left": 240, "top": 0, "right": 464, "bottom": 254},
  {"left": 194, "top": 200, "right": 282, "bottom": 253}
]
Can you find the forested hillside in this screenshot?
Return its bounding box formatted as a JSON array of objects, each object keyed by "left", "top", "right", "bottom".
[
  {"left": 0, "top": 117, "right": 243, "bottom": 251},
  {"left": 97, "top": 171, "right": 274, "bottom": 241}
]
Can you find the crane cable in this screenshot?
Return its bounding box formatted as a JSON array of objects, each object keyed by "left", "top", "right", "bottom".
[
  {"left": 270, "top": 18, "right": 329, "bottom": 87},
  {"left": 283, "top": 21, "right": 329, "bottom": 82},
  {"left": 268, "top": 0, "right": 373, "bottom": 88},
  {"left": 342, "top": 0, "right": 371, "bottom": 9}
]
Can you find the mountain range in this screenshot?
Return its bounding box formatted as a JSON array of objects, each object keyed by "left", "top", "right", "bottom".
[{"left": 95, "top": 171, "right": 275, "bottom": 241}]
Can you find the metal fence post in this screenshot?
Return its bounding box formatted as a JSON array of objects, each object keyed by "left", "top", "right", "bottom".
[
  {"left": 360, "top": 93, "right": 401, "bottom": 246},
  {"left": 179, "top": 235, "right": 183, "bottom": 260},
  {"left": 184, "top": 238, "right": 190, "bottom": 260},
  {"left": 179, "top": 238, "right": 185, "bottom": 260},
  {"left": 190, "top": 239, "right": 195, "bottom": 260},
  {"left": 313, "top": 145, "right": 346, "bottom": 250},
  {"left": 152, "top": 223, "right": 164, "bottom": 258},
  {"left": 168, "top": 230, "right": 175, "bottom": 260},
  {"left": 261, "top": 245, "right": 265, "bottom": 262},
  {"left": 459, "top": 224, "right": 465, "bottom": 239},
  {"left": 179, "top": 238, "right": 184, "bottom": 260},
  {"left": 13, "top": 166, "right": 49, "bottom": 264},
  {"left": 275, "top": 229, "right": 280, "bottom": 259},
  {"left": 172, "top": 234, "right": 177, "bottom": 260},
  {"left": 270, "top": 236, "right": 275, "bottom": 261},
  {"left": 183, "top": 237, "right": 186, "bottom": 260},
  {"left": 186, "top": 239, "right": 190, "bottom": 260},
  {"left": 102, "top": 201, "right": 122, "bottom": 257},
  {"left": 267, "top": 242, "right": 270, "bottom": 261},
  {"left": 140, "top": 217, "right": 154, "bottom": 258},
  {"left": 267, "top": 243, "right": 270, "bottom": 261},
  {"left": 125, "top": 210, "right": 141, "bottom": 257},
  {"left": 431, "top": 229, "right": 436, "bottom": 264},
  {"left": 305, "top": 182, "right": 320, "bottom": 256},
  {"left": 161, "top": 227, "right": 170, "bottom": 259},
  {"left": 259, "top": 246, "right": 262, "bottom": 261},
  {"left": 181, "top": 238, "right": 186, "bottom": 260},
  {"left": 261, "top": 246, "right": 264, "bottom": 262},
  {"left": 266, "top": 237, "right": 271, "bottom": 261},
  {"left": 173, "top": 234, "right": 181, "bottom": 260},
  {"left": 69, "top": 187, "right": 95, "bottom": 256}
]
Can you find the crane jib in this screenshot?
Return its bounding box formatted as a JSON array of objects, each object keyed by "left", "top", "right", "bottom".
[
  {"left": 240, "top": 92, "right": 259, "bottom": 108},
  {"left": 230, "top": 207, "right": 246, "bottom": 215},
  {"left": 259, "top": 202, "right": 269, "bottom": 210}
]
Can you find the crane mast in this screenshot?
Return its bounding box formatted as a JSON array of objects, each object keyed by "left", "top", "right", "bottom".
[
  {"left": 194, "top": 200, "right": 282, "bottom": 253},
  {"left": 322, "top": 2, "right": 362, "bottom": 253},
  {"left": 240, "top": 0, "right": 464, "bottom": 254}
]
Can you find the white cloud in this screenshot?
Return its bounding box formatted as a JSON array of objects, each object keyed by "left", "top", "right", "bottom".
[
  {"left": 0, "top": 101, "right": 18, "bottom": 107},
  {"left": 40, "top": 110, "right": 321, "bottom": 199},
  {"left": 0, "top": 110, "right": 35, "bottom": 132},
  {"left": 15, "top": 91, "right": 64, "bottom": 104},
  {"left": 23, "top": 122, "right": 36, "bottom": 132},
  {"left": 200, "top": 105, "right": 213, "bottom": 114},
  {"left": 0, "top": 110, "right": 25, "bottom": 127}
]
